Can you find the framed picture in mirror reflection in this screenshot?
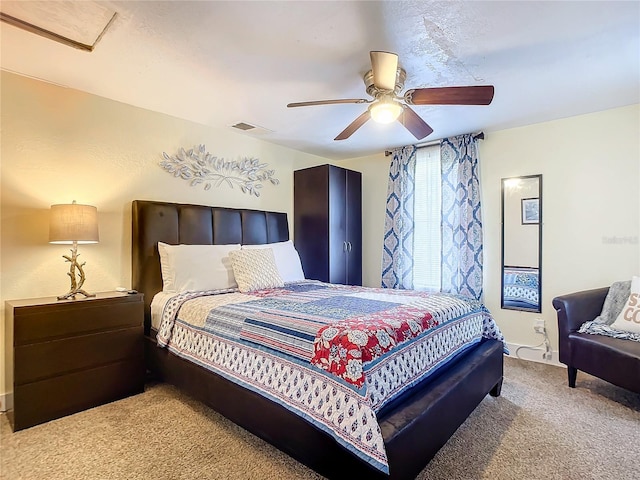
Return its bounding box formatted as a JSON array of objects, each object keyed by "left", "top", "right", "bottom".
[{"left": 521, "top": 198, "right": 539, "bottom": 224}]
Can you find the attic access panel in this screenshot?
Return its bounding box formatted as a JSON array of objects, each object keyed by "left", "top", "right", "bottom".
[{"left": 0, "top": 1, "right": 117, "bottom": 52}]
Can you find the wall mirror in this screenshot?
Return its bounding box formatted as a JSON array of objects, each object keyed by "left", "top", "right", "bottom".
[{"left": 501, "top": 174, "right": 542, "bottom": 312}]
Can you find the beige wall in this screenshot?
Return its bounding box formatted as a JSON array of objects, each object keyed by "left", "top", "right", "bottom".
[
  {"left": 483, "top": 104, "right": 639, "bottom": 354},
  {"left": 0, "top": 71, "right": 329, "bottom": 401},
  {"left": 2, "top": 69, "right": 638, "bottom": 400},
  {"left": 340, "top": 104, "right": 640, "bottom": 359}
]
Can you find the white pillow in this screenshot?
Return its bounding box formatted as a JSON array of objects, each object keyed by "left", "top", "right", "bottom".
[
  {"left": 611, "top": 276, "right": 640, "bottom": 334},
  {"left": 229, "top": 248, "right": 284, "bottom": 293},
  {"left": 241, "top": 240, "right": 305, "bottom": 283},
  {"left": 158, "top": 242, "right": 240, "bottom": 292}
]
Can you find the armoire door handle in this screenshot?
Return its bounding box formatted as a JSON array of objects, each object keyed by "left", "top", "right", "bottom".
[
  {"left": 347, "top": 241, "right": 352, "bottom": 252},
  {"left": 343, "top": 241, "right": 347, "bottom": 252}
]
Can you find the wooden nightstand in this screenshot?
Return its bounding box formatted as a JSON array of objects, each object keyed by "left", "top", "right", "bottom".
[{"left": 5, "top": 291, "right": 144, "bottom": 431}]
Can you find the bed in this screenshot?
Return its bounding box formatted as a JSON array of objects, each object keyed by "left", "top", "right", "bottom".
[
  {"left": 132, "top": 199, "right": 505, "bottom": 479},
  {"left": 502, "top": 266, "right": 540, "bottom": 311}
]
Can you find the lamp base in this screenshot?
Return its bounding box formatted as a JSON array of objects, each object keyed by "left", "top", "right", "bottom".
[
  {"left": 57, "top": 289, "right": 96, "bottom": 301},
  {"left": 57, "top": 242, "right": 95, "bottom": 301}
]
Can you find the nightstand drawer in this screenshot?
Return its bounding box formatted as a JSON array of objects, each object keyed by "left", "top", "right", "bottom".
[
  {"left": 12, "top": 359, "right": 144, "bottom": 431},
  {"left": 13, "top": 294, "right": 143, "bottom": 345},
  {"left": 14, "top": 325, "right": 143, "bottom": 385}
]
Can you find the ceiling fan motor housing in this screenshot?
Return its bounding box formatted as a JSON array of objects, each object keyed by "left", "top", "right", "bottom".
[{"left": 364, "top": 67, "right": 407, "bottom": 98}]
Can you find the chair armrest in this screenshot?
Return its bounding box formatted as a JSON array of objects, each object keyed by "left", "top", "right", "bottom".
[
  {"left": 552, "top": 287, "right": 609, "bottom": 333},
  {"left": 553, "top": 287, "right": 609, "bottom": 334},
  {"left": 552, "top": 287, "right": 609, "bottom": 366}
]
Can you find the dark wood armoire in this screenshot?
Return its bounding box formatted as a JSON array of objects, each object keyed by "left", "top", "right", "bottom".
[{"left": 294, "top": 164, "right": 362, "bottom": 286}]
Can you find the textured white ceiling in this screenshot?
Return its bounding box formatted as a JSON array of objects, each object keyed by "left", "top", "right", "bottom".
[{"left": 1, "top": 1, "right": 638, "bottom": 160}]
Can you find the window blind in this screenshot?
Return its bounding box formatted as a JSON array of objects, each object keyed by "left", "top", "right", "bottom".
[{"left": 413, "top": 145, "right": 441, "bottom": 291}]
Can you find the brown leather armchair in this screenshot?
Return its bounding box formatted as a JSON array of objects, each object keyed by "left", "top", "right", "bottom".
[{"left": 553, "top": 287, "right": 640, "bottom": 394}]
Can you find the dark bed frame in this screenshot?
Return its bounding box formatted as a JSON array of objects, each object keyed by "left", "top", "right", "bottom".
[{"left": 132, "top": 199, "right": 504, "bottom": 480}]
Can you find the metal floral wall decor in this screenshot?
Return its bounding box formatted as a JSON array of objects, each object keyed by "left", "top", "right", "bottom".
[{"left": 160, "top": 144, "right": 279, "bottom": 197}]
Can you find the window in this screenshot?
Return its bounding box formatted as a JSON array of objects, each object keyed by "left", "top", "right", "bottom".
[{"left": 413, "top": 145, "right": 441, "bottom": 291}]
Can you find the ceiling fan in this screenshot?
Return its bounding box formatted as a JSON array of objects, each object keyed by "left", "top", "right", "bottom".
[{"left": 287, "top": 51, "right": 494, "bottom": 141}]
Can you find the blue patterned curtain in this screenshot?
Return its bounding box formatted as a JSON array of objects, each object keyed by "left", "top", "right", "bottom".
[
  {"left": 381, "top": 146, "right": 417, "bottom": 289},
  {"left": 440, "top": 134, "right": 483, "bottom": 300}
]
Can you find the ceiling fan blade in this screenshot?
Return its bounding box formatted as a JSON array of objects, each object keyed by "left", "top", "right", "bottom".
[
  {"left": 398, "top": 106, "right": 434, "bottom": 140},
  {"left": 404, "top": 86, "right": 495, "bottom": 105},
  {"left": 334, "top": 110, "right": 370, "bottom": 141},
  {"left": 287, "top": 99, "right": 369, "bottom": 108},
  {"left": 370, "top": 51, "right": 398, "bottom": 91}
]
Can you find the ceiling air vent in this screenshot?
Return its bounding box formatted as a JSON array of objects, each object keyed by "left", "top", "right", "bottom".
[{"left": 229, "top": 122, "right": 273, "bottom": 136}]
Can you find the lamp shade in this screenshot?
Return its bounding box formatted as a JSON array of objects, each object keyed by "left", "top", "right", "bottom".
[
  {"left": 49, "top": 203, "right": 99, "bottom": 244},
  {"left": 369, "top": 99, "right": 403, "bottom": 124}
]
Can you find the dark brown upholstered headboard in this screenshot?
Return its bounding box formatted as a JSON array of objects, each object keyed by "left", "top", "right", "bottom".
[{"left": 131, "top": 200, "right": 289, "bottom": 332}]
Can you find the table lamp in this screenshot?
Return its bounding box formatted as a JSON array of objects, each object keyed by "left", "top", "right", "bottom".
[{"left": 49, "top": 201, "right": 99, "bottom": 300}]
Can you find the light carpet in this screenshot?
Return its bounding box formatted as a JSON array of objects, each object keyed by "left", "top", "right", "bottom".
[{"left": 1, "top": 357, "right": 639, "bottom": 480}]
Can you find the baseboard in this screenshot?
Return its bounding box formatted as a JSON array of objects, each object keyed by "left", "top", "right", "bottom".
[
  {"left": 506, "top": 342, "right": 563, "bottom": 367},
  {"left": 0, "top": 392, "right": 14, "bottom": 413}
]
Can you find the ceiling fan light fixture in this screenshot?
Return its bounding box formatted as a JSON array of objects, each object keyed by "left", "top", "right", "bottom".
[{"left": 369, "top": 99, "right": 403, "bottom": 124}]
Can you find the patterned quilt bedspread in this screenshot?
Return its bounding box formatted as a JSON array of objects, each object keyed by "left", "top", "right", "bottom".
[{"left": 156, "top": 280, "right": 505, "bottom": 474}]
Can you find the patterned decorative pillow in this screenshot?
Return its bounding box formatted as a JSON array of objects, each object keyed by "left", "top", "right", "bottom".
[
  {"left": 242, "top": 240, "right": 305, "bottom": 283},
  {"left": 229, "top": 248, "right": 285, "bottom": 293},
  {"left": 611, "top": 276, "right": 640, "bottom": 334}
]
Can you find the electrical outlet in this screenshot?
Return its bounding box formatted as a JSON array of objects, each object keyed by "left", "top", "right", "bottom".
[{"left": 534, "top": 318, "right": 545, "bottom": 334}]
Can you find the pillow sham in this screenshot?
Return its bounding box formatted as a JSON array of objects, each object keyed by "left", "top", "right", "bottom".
[
  {"left": 158, "top": 242, "right": 240, "bottom": 292},
  {"left": 241, "top": 240, "right": 305, "bottom": 283},
  {"left": 229, "top": 248, "right": 285, "bottom": 292},
  {"left": 611, "top": 276, "right": 640, "bottom": 334}
]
